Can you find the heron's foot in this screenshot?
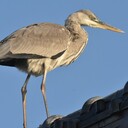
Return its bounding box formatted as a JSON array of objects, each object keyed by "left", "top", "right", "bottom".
[{"left": 39, "top": 115, "right": 63, "bottom": 128}]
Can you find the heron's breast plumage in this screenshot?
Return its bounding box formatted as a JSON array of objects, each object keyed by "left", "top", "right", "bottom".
[{"left": 23, "top": 58, "right": 57, "bottom": 76}]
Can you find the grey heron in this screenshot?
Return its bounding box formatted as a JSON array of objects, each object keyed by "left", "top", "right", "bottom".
[{"left": 0, "top": 10, "right": 123, "bottom": 128}]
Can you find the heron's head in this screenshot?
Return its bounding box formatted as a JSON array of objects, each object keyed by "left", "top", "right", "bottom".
[{"left": 68, "top": 10, "right": 123, "bottom": 33}]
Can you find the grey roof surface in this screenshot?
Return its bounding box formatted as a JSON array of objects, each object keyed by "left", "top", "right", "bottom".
[{"left": 39, "top": 82, "right": 128, "bottom": 128}]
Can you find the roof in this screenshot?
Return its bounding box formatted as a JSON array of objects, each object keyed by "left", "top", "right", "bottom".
[{"left": 39, "top": 81, "right": 128, "bottom": 128}]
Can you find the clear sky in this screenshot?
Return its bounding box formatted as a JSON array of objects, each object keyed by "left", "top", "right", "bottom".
[{"left": 0, "top": 0, "right": 127, "bottom": 128}]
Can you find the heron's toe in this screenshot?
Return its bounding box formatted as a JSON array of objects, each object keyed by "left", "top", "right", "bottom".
[{"left": 39, "top": 115, "right": 63, "bottom": 128}]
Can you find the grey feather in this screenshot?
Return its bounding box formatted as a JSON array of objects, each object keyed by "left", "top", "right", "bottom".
[{"left": 0, "top": 23, "right": 71, "bottom": 59}]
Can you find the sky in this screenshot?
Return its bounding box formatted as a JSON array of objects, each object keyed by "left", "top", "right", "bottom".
[{"left": 0, "top": 0, "right": 127, "bottom": 128}]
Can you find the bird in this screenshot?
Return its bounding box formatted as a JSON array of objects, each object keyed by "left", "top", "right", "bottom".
[{"left": 0, "top": 10, "right": 123, "bottom": 128}]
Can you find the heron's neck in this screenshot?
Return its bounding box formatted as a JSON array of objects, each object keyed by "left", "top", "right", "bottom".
[{"left": 65, "top": 19, "right": 88, "bottom": 42}]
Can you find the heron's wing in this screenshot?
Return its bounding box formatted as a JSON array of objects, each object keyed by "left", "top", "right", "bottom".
[{"left": 0, "top": 23, "right": 71, "bottom": 59}]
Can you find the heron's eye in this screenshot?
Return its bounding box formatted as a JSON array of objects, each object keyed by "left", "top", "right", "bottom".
[
  {"left": 91, "top": 17, "right": 98, "bottom": 21},
  {"left": 88, "top": 15, "right": 98, "bottom": 21}
]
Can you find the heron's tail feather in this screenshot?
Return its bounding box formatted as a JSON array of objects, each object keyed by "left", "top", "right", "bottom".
[{"left": 0, "top": 58, "right": 16, "bottom": 67}]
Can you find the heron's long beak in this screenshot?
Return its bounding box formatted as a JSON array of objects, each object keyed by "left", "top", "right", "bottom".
[{"left": 95, "top": 20, "right": 124, "bottom": 33}]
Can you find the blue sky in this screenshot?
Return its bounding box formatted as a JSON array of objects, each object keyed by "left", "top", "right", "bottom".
[{"left": 0, "top": 0, "right": 127, "bottom": 128}]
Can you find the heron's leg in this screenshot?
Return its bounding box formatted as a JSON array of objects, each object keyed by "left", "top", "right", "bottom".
[
  {"left": 21, "top": 74, "right": 31, "bottom": 128},
  {"left": 41, "top": 69, "right": 49, "bottom": 118}
]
